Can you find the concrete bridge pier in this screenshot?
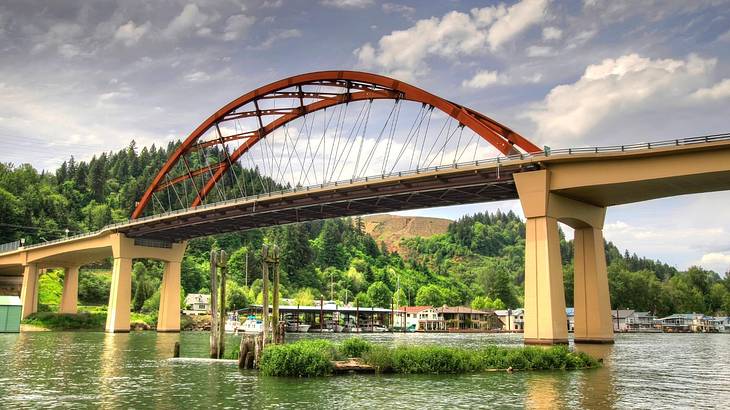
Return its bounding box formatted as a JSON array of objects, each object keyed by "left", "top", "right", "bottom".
[
  {"left": 515, "top": 169, "right": 613, "bottom": 345},
  {"left": 106, "top": 256, "right": 133, "bottom": 333},
  {"left": 105, "top": 233, "right": 187, "bottom": 333},
  {"left": 157, "top": 260, "right": 183, "bottom": 332},
  {"left": 59, "top": 265, "right": 80, "bottom": 314},
  {"left": 20, "top": 264, "right": 39, "bottom": 319},
  {"left": 573, "top": 226, "right": 614, "bottom": 343}
]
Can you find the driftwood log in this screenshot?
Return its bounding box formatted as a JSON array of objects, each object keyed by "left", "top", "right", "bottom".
[{"left": 332, "top": 358, "right": 375, "bottom": 374}]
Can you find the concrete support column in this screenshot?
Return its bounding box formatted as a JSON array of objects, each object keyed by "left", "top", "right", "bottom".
[
  {"left": 523, "top": 216, "right": 568, "bottom": 344},
  {"left": 59, "top": 265, "right": 80, "bottom": 314},
  {"left": 106, "top": 257, "right": 132, "bottom": 333},
  {"left": 20, "top": 264, "right": 39, "bottom": 319},
  {"left": 573, "top": 227, "right": 614, "bottom": 343},
  {"left": 157, "top": 261, "right": 181, "bottom": 332},
  {"left": 516, "top": 168, "right": 612, "bottom": 345}
]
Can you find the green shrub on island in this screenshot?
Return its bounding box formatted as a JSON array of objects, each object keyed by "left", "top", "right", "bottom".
[
  {"left": 258, "top": 338, "right": 600, "bottom": 377},
  {"left": 22, "top": 310, "right": 158, "bottom": 330},
  {"left": 22, "top": 312, "right": 107, "bottom": 330},
  {"left": 259, "top": 339, "right": 339, "bottom": 377},
  {"left": 366, "top": 345, "right": 598, "bottom": 374},
  {"left": 340, "top": 337, "right": 373, "bottom": 358}
]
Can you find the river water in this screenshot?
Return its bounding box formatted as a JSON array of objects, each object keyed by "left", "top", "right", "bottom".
[{"left": 0, "top": 331, "right": 728, "bottom": 409}]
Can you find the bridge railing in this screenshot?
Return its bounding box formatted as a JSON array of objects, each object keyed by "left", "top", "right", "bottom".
[
  {"left": 0, "top": 241, "right": 20, "bottom": 253},
  {"left": 3, "top": 132, "right": 729, "bottom": 254}
]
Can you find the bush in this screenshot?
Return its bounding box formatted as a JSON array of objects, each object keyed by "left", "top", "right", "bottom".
[
  {"left": 361, "top": 344, "right": 600, "bottom": 374},
  {"left": 339, "top": 337, "right": 373, "bottom": 358},
  {"left": 259, "top": 339, "right": 337, "bottom": 377},
  {"left": 257, "top": 338, "right": 600, "bottom": 377},
  {"left": 22, "top": 312, "right": 107, "bottom": 330}
]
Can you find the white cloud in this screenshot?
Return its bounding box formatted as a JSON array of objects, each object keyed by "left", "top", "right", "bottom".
[
  {"left": 462, "top": 70, "right": 501, "bottom": 88},
  {"left": 356, "top": 0, "right": 549, "bottom": 79},
  {"left": 164, "top": 4, "right": 216, "bottom": 39},
  {"left": 223, "top": 14, "right": 256, "bottom": 41},
  {"left": 31, "top": 22, "right": 85, "bottom": 56},
  {"left": 542, "top": 26, "right": 562, "bottom": 40},
  {"left": 527, "top": 53, "right": 717, "bottom": 143},
  {"left": 691, "top": 78, "right": 730, "bottom": 101},
  {"left": 261, "top": 0, "right": 283, "bottom": 7},
  {"left": 254, "top": 29, "right": 302, "bottom": 49},
  {"left": 526, "top": 45, "right": 554, "bottom": 57},
  {"left": 462, "top": 68, "right": 543, "bottom": 89},
  {"left": 718, "top": 29, "right": 730, "bottom": 42},
  {"left": 487, "top": 0, "right": 549, "bottom": 50},
  {"left": 114, "top": 20, "right": 150, "bottom": 46},
  {"left": 58, "top": 44, "right": 81, "bottom": 59},
  {"left": 321, "top": 0, "right": 374, "bottom": 9},
  {"left": 695, "top": 253, "right": 730, "bottom": 274},
  {"left": 382, "top": 3, "right": 416, "bottom": 17},
  {"left": 184, "top": 71, "right": 211, "bottom": 82}
]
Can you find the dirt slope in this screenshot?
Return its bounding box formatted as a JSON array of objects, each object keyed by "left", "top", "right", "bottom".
[{"left": 362, "top": 214, "right": 452, "bottom": 253}]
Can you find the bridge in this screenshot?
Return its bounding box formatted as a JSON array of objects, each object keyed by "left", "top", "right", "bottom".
[{"left": 1, "top": 70, "right": 729, "bottom": 344}]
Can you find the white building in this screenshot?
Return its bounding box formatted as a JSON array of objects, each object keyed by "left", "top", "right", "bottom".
[
  {"left": 183, "top": 294, "right": 210, "bottom": 315},
  {"left": 393, "top": 306, "right": 440, "bottom": 331},
  {"left": 494, "top": 308, "right": 524, "bottom": 332}
]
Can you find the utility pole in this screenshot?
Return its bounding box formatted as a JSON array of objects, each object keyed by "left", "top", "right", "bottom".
[
  {"left": 330, "top": 270, "right": 334, "bottom": 301},
  {"left": 244, "top": 251, "right": 248, "bottom": 287}
]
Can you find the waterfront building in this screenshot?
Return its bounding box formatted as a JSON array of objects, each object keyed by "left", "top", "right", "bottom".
[
  {"left": 625, "top": 311, "right": 659, "bottom": 332},
  {"left": 436, "top": 306, "right": 501, "bottom": 331},
  {"left": 183, "top": 294, "right": 210, "bottom": 315},
  {"left": 716, "top": 317, "right": 730, "bottom": 333},
  {"left": 612, "top": 309, "right": 636, "bottom": 332},
  {"left": 0, "top": 295, "right": 22, "bottom": 333},
  {"left": 393, "top": 306, "right": 441, "bottom": 331},
  {"left": 494, "top": 308, "right": 525, "bottom": 332},
  {"left": 657, "top": 313, "right": 724, "bottom": 333}
]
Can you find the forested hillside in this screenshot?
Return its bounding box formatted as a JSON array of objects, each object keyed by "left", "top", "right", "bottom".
[{"left": 2, "top": 142, "right": 729, "bottom": 317}]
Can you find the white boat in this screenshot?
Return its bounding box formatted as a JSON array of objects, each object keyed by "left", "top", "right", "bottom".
[
  {"left": 225, "top": 320, "right": 242, "bottom": 333},
  {"left": 241, "top": 316, "right": 264, "bottom": 333},
  {"left": 285, "top": 322, "right": 311, "bottom": 333}
]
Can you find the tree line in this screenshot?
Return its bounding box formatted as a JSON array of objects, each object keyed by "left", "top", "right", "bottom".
[{"left": 2, "top": 142, "right": 729, "bottom": 317}]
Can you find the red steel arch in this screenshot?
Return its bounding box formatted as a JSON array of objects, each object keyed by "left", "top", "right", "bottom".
[{"left": 132, "top": 70, "right": 540, "bottom": 219}]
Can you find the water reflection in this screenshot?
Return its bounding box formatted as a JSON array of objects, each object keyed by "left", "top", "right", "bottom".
[
  {"left": 100, "top": 333, "right": 130, "bottom": 408},
  {"left": 2, "top": 332, "right": 729, "bottom": 409},
  {"left": 574, "top": 343, "right": 617, "bottom": 409},
  {"left": 524, "top": 373, "right": 564, "bottom": 409}
]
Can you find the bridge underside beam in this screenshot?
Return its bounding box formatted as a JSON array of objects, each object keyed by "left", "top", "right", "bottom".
[{"left": 119, "top": 166, "right": 525, "bottom": 241}]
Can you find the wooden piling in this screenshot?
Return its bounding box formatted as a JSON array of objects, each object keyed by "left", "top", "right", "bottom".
[
  {"left": 209, "top": 250, "right": 219, "bottom": 359},
  {"left": 238, "top": 336, "right": 246, "bottom": 369},
  {"left": 262, "top": 245, "right": 270, "bottom": 348},
  {"left": 271, "top": 245, "right": 280, "bottom": 344},
  {"left": 218, "top": 250, "right": 227, "bottom": 359},
  {"left": 173, "top": 341, "right": 180, "bottom": 358}
]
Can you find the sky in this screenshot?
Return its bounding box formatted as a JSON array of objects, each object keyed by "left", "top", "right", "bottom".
[{"left": 1, "top": 0, "right": 729, "bottom": 273}]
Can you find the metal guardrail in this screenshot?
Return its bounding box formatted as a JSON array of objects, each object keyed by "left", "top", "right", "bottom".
[
  {"left": 3, "top": 132, "right": 729, "bottom": 254},
  {"left": 0, "top": 241, "right": 20, "bottom": 253}
]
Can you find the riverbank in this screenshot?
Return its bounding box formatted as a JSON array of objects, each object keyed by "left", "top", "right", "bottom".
[
  {"left": 21, "top": 311, "right": 159, "bottom": 331},
  {"left": 258, "top": 337, "right": 600, "bottom": 377}
]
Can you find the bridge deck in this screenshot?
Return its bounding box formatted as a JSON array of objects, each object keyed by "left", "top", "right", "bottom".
[{"left": 2, "top": 133, "right": 729, "bottom": 259}]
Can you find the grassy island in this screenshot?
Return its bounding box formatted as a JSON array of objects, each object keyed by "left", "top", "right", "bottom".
[
  {"left": 258, "top": 338, "right": 600, "bottom": 377},
  {"left": 21, "top": 310, "right": 157, "bottom": 331}
]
